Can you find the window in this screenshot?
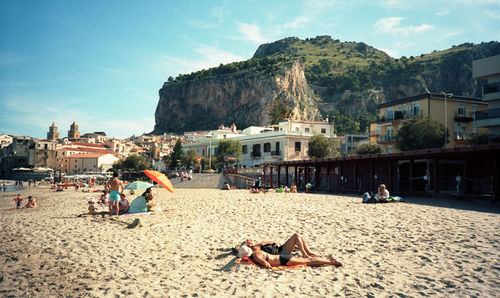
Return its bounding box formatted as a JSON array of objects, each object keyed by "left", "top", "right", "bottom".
[
  {"left": 275, "top": 142, "right": 280, "bottom": 153},
  {"left": 263, "top": 143, "right": 271, "bottom": 152},
  {"left": 305, "top": 128, "right": 310, "bottom": 132},
  {"left": 252, "top": 144, "right": 261, "bottom": 157},
  {"left": 321, "top": 128, "right": 326, "bottom": 133},
  {"left": 401, "top": 105, "right": 408, "bottom": 117},
  {"left": 242, "top": 145, "right": 247, "bottom": 154},
  {"left": 387, "top": 127, "right": 393, "bottom": 140},
  {"left": 410, "top": 102, "right": 420, "bottom": 116},
  {"left": 295, "top": 142, "right": 301, "bottom": 152},
  {"left": 457, "top": 104, "right": 466, "bottom": 117},
  {"left": 386, "top": 107, "right": 394, "bottom": 120},
  {"left": 295, "top": 127, "right": 299, "bottom": 132}
]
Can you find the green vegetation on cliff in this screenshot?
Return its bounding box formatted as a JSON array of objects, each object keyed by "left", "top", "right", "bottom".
[{"left": 159, "top": 35, "right": 500, "bottom": 135}]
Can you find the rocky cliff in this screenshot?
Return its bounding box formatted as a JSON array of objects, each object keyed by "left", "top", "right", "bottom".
[
  {"left": 154, "top": 61, "right": 322, "bottom": 134},
  {"left": 154, "top": 36, "right": 500, "bottom": 135}
]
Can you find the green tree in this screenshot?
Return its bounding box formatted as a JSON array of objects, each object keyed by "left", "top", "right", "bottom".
[
  {"left": 307, "top": 135, "right": 338, "bottom": 159},
  {"left": 268, "top": 98, "right": 294, "bottom": 125},
  {"left": 395, "top": 117, "right": 446, "bottom": 151},
  {"left": 466, "top": 132, "right": 490, "bottom": 146},
  {"left": 356, "top": 144, "right": 382, "bottom": 155},
  {"left": 215, "top": 139, "right": 242, "bottom": 167},
  {"left": 112, "top": 154, "right": 150, "bottom": 171},
  {"left": 167, "top": 139, "right": 183, "bottom": 169},
  {"left": 181, "top": 149, "right": 198, "bottom": 168}
]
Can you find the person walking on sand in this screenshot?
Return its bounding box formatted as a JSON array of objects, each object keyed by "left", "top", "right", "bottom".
[{"left": 105, "top": 172, "right": 124, "bottom": 216}]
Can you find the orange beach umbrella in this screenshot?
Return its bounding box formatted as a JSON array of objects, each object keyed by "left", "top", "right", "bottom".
[{"left": 144, "top": 170, "right": 175, "bottom": 193}]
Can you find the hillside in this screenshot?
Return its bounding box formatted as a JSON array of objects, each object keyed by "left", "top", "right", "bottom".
[{"left": 154, "top": 36, "right": 500, "bottom": 135}]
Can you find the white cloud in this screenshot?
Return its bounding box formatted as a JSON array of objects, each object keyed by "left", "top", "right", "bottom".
[
  {"left": 435, "top": 9, "right": 449, "bottom": 16},
  {"left": 375, "top": 17, "right": 433, "bottom": 36},
  {"left": 284, "top": 16, "right": 309, "bottom": 29},
  {"left": 380, "top": 48, "right": 398, "bottom": 57},
  {"left": 236, "top": 22, "right": 271, "bottom": 45},
  {"left": 157, "top": 45, "right": 245, "bottom": 76},
  {"left": 0, "top": 53, "right": 26, "bottom": 65}
]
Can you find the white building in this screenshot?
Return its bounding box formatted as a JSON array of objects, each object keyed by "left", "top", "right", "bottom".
[
  {"left": 67, "top": 153, "right": 118, "bottom": 174},
  {"left": 183, "top": 120, "right": 335, "bottom": 168},
  {"left": 473, "top": 54, "right": 500, "bottom": 140}
]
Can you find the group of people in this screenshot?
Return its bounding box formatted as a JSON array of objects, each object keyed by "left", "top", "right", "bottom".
[
  {"left": 89, "top": 172, "right": 156, "bottom": 216},
  {"left": 236, "top": 233, "right": 342, "bottom": 268},
  {"left": 249, "top": 180, "right": 298, "bottom": 194},
  {"left": 13, "top": 194, "right": 36, "bottom": 209}
]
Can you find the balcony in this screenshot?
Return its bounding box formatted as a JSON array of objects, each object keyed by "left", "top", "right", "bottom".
[
  {"left": 475, "top": 108, "right": 500, "bottom": 120},
  {"left": 377, "top": 111, "right": 422, "bottom": 123},
  {"left": 271, "top": 150, "right": 281, "bottom": 156},
  {"left": 484, "top": 82, "right": 500, "bottom": 94},
  {"left": 454, "top": 111, "right": 474, "bottom": 122},
  {"left": 379, "top": 135, "right": 394, "bottom": 143}
]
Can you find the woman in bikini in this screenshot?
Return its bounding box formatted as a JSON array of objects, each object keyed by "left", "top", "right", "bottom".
[
  {"left": 237, "top": 244, "right": 341, "bottom": 268},
  {"left": 241, "top": 233, "right": 319, "bottom": 258}
]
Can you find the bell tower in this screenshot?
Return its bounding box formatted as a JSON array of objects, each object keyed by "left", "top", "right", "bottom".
[
  {"left": 47, "top": 122, "right": 60, "bottom": 140},
  {"left": 68, "top": 121, "right": 80, "bottom": 138}
]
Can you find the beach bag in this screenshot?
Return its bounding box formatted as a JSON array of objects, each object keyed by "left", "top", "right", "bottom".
[{"left": 362, "top": 192, "right": 377, "bottom": 203}]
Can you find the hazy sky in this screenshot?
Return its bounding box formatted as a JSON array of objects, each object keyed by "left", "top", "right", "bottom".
[{"left": 1, "top": 0, "right": 499, "bottom": 139}]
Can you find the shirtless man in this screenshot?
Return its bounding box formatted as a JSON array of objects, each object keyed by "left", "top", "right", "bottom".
[
  {"left": 238, "top": 244, "right": 341, "bottom": 268},
  {"left": 105, "top": 172, "right": 124, "bottom": 216}
]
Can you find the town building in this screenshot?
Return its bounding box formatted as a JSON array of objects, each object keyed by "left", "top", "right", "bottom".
[
  {"left": 182, "top": 119, "right": 335, "bottom": 168},
  {"left": 339, "top": 133, "right": 370, "bottom": 156},
  {"left": 47, "top": 122, "right": 61, "bottom": 140},
  {"left": 369, "top": 93, "right": 488, "bottom": 153},
  {"left": 473, "top": 54, "right": 500, "bottom": 141},
  {"left": 67, "top": 153, "right": 118, "bottom": 174},
  {"left": 0, "top": 134, "right": 13, "bottom": 149}
]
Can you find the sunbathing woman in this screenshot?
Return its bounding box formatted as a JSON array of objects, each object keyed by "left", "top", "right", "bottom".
[
  {"left": 241, "top": 233, "right": 319, "bottom": 258},
  {"left": 237, "top": 244, "right": 341, "bottom": 268}
]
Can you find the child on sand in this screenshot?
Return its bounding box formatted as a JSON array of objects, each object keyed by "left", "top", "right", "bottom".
[
  {"left": 25, "top": 196, "right": 36, "bottom": 208},
  {"left": 88, "top": 200, "right": 96, "bottom": 215},
  {"left": 14, "top": 194, "right": 23, "bottom": 209}
]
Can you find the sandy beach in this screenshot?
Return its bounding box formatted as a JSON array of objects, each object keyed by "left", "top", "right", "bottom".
[{"left": 1, "top": 186, "right": 499, "bottom": 297}]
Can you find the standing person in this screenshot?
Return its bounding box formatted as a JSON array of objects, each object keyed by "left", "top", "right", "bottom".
[
  {"left": 14, "top": 194, "right": 24, "bottom": 209},
  {"left": 105, "top": 172, "right": 124, "bottom": 216},
  {"left": 2, "top": 181, "right": 6, "bottom": 192}
]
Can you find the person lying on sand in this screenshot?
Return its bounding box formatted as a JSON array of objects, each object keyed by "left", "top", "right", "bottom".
[
  {"left": 237, "top": 244, "right": 341, "bottom": 269},
  {"left": 239, "top": 233, "right": 319, "bottom": 258}
]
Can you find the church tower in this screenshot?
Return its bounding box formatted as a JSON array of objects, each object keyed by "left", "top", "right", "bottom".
[
  {"left": 47, "top": 122, "right": 60, "bottom": 140},
  {"left": 68, "top": 121, "right": 80, "bottom": 138}
]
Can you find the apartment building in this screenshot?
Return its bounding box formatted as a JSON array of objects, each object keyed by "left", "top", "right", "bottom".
[
  {"left": 182, "top": 120, "right": 335, "bottom": 168},
  {"left": 473, "top": 54, "right": 500, "bottom": 140},
  {"left": 369, "top": 93, "right": 487, "bottom": 153}
]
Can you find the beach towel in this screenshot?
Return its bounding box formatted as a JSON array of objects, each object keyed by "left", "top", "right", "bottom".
[
  {"left": 235, "top": 257, "right": 307, "bottom": 270},
  {"left": 128, "top": 196, "right": 148, "bottom": 214}
]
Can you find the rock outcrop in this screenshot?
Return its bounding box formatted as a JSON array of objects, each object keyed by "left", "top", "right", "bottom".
[{"left": 154, "top": 62, "right": 322, "bottom": 134}]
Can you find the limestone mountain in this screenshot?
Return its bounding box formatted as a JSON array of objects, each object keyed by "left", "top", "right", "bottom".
[
  {"left": 154, "top": 60, "right": 322, "bottom": 134},
  {"left": 153, "top": 36, "right": 500, "bottom": 134}
]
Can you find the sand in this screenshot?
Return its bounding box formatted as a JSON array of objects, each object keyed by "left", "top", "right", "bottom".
[{"left": 1, "top": 186, "right": 499, "bottom": 297}]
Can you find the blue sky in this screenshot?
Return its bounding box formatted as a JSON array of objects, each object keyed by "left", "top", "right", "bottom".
[{"left": 1, "top": 0, "right": 499, "bottom": 139}]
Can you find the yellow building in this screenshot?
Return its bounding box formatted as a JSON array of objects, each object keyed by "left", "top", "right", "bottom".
[{"left": 369, "top": 92, "right": 488, "bottom": 153}]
